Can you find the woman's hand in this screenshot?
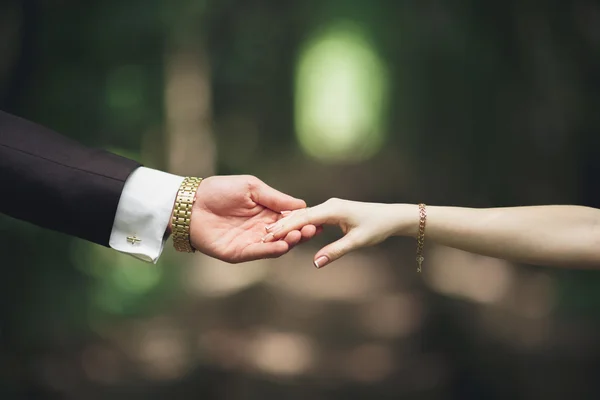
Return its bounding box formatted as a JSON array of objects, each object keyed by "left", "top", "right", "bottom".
[{"left": 263, "top": 198, "right": 418, "bottom": 268}]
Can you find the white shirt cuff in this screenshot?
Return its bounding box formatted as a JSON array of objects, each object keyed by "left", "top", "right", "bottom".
[{"left": 109, "top": 167, "right": 185, "bottom": 263}]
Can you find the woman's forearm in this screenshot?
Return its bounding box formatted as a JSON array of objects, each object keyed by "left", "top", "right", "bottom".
[{"left": 393, "top": 205, "right": 600, "bottom": 267}]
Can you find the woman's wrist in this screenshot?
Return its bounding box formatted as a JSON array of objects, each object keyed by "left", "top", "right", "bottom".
[{"left": 387, "top": 203, "right": 421, "bottom": 238}]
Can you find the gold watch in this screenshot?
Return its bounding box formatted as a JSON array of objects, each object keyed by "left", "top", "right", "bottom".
[{"left": 171, "top": 177, "right": 203, "bottom": 252}]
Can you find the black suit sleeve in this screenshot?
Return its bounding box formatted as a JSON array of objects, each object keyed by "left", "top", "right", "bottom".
[{"left": 0, "top": 110, "right": 141, "bottom": 246}]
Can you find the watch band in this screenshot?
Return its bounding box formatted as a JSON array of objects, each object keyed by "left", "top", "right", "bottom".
[{"left": 171, "top": 176, "right": 203, "bottom": 252}]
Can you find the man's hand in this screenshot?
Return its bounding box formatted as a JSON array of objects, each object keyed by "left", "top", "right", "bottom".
[{"left": 189, "top": 175, "right": 317, "bottom": 263}]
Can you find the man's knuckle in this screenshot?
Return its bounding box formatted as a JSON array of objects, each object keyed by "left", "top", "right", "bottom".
[{"left": 244, "top": 175, "right": 258, "bottom": 189}]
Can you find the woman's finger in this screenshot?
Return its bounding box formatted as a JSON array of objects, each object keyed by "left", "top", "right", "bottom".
[
  {"left": 263, "top": 201, "right": 340, "bottom": 242},
  {"left": 313, "top": 231, "right": 363, "bottom": 268}
]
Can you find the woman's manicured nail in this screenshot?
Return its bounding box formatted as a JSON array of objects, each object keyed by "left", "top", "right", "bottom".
[
  {"left": 261, "top": 233, "right": 274, "bottom": 243},
  {"left": 281, "top": 210, "right": 292, "bottom": 216},
  {"left": 265, "top": 223, "right": 276, "bottom": 232},
  {"left": 313, "top": 256, "right": 329, "bottom": 269}
]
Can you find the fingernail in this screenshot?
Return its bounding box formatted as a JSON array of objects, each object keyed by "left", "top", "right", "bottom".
[
  {"left": 265, "top": 223, "right": 276, "bottom": 232},
  {"left": 261, "top": 233, "right": 274, "bottom": 243},
  {"left": 281, "top": 210, "right": 292, "bottom": 216},
  {"left": 313, "top": 256, "right": 329, "bottom": 269}
]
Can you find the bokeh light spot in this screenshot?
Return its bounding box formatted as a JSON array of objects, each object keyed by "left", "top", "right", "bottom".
[{"left": 295, "top": 20, "right": 389, "bottom": 163}]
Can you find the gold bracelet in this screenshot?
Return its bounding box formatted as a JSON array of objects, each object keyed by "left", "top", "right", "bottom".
[
  {"left": 416, "top": 203, "right": 427, "bottom": 272},
  {"left": 172, "top": 177, "right": 203, "bottom": 253}
]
